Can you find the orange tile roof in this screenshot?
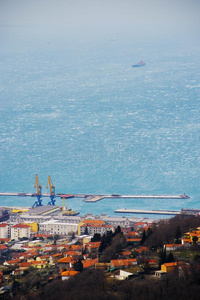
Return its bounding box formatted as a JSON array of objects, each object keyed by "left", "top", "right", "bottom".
[
  {"left": 6, "top": 259, "right": 21, "bottom": 264},
  {"left": 37, "top": 255, "right": 50, "bottom": 261},
  {"left": 88, "top": 242, "right": 101, "bottom": 247},
  {"left": 190, "top": 230, "right": 200, "bottom": 234},
  {"left": 165, "top": 244, "right": 182, "bottom": 247},
  {"left": 182, "top": 238, "right": 191, "bottom": 242},
  {"left": 126, "top": 231, "right": 137, "bottom": 236},
  {"left": 70, "top": 245, "right": 83, "bottom": 251},
  {"left": 140, "top": 246, "right": 148, "bottom": 250},
  {"left": 0, "top": 245, "right": 8, "bottom": 250},
  {"left": 88, "top": 245, "right": 99, "bottom": 249},
  {"left": 0, "top": 223, "right": 8, "bottom": 227},
  {"left": 127, "top": 238, "right": 141, "bottom": 242},
  {"left": 12, "top": 253, "right": 22, "bottom": 258},
  {"left": 12, "top": 223, "right": 30, "bottom": 228},
  {"left": 19, "top": 262, "right": 31, "bottom": 268},
  {"left": 66, "top": 251, "right": 82, "bottom": 257},
  {"left": 134, "top": 222, "right": 145, "bottom": 226},
  {"left": 121, "top": 251, "right": 131, "bottom": 256},
  {"left": 146, "top": 259, "right": 157, "bottom": 263},
  {"left": 136, "top": 249, "right": 143, "bottom": 253},
  {"left": 163, "top": 262, "right": 178, "bottom": 267},
  {"left": 34, "top": 234, "right": 51, "bottom": 238},
  {"left": 58, "top": 257, "right": 73, "bottom": 263},
  {"left": 61, "top": 270, "right": 79, "bottom": 276},
  {"left": 18, "top": 252, "right": 30, "bottom": 257},
  {"left": 0, "top": 238, "right": 10, "bottom": 242},
  {"left": 189, "top": 232, "right": 200, "bottom": 237},
  {"left": 29, "top": 251, "right": 39, "bottom": 256},
  {"left": 111, "top": 259, "right": 137, "bottom": 267},
  {"left": 83, "top": 258, "right": 98, "bottom": 269},
  {"left": 82, "top": 220, "right": 105, "bottom": 225},
  {"left": 52, "top": 253, "right": 62, "bottom": 257}
]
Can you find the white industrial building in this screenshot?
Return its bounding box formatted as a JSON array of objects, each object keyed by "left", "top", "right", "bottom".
[{"left": 39, "top": 219, "right": 78, "bottom": 235}]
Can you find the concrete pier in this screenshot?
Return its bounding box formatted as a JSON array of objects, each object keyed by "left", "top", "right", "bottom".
[
  {"left": 82, "top": 194, "right": 189, "bottom": 202},
  {"left": 115, "top": 209, "right": 181, "bottom": 215},
  {"left": 84, "top": 196, "right": 104, "bottom": 202}
]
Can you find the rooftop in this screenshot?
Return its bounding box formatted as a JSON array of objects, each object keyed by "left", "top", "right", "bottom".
[
  {"left": 27, "top": 205, "right": 60, "bottom": 216},
  {"left": 12, "top": 224, "right": 30, "bottom": 228},
  {"left": 0, "top": 223, "right": 8, "bottom": 227}
]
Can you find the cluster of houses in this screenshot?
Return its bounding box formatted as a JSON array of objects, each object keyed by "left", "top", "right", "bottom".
[
  {"left": 0, "top": 220, "right": 147, "bottom": 282},
  {"left": 0, "top": 208, "right": 200, "bottom": 290}
]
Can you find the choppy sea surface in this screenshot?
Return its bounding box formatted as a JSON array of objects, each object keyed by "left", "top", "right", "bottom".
[{"left": 0, "top": 35, "right": 200, "bottom": 219}]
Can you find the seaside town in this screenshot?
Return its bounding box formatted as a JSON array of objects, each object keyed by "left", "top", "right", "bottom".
[
  {"left": 1, "top": 0, "right": 200, "bottom": 299},
  {"left": 0, "top": 203, "right": 200, "bottom": 299}
]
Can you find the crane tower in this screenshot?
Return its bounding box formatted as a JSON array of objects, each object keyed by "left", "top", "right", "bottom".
[
  {"left": 47, "top": 176, "right": 56, "bottom": 205},
  {"left": 32, "top": 174, "right": 43, "bottom": 208}
]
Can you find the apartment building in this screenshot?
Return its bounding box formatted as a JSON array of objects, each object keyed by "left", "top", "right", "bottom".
[
  {"left": 0, "top": 223, "right": 9, "bottom": 238},
  {"left": 78, "top": 220, "right": 113, "bottom": 236},
  {"left": 11, "top": 224, "right": 30, "bottom": 240}
]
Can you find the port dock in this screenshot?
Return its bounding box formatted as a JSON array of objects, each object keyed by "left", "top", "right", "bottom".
[
  {"left": 82, "top": 194, "right": 189, "bottom": 202},
  {"left": 115, "top": 209, "right": 181, "bottom": 215}
]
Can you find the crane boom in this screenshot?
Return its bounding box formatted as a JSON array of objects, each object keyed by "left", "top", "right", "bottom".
[{"left": 35, "top": 174, "right": 42, "bottom": 196}]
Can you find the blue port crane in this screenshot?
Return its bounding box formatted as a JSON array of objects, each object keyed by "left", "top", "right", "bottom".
[
  {"left": 47, "top": 176, "right": 56, "bottom": 205},
  {"left": 32, "top": 174, "right": 43, "bottom": 208}
]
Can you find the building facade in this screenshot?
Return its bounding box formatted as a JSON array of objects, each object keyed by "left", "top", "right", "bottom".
[
  {"left": 11, "top": 224, "right": 30, "bottom": 240},
  {"left": 78, "top": 220, "right": 113, "bottom": 236},
  {"left": 39, "top": 219, "right": 78, "bottom": 235},
  {"left": 0, "top": 223, "right": 9, "bottom": 238}
]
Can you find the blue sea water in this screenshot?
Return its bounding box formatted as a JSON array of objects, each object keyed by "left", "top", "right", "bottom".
[{"left": 0, "top": 34, "right": 200, "bottom": 218}]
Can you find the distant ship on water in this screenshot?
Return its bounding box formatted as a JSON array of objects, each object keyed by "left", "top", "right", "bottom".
[{"left": 132, "top": 60, "right": 145, "bottom": 67}]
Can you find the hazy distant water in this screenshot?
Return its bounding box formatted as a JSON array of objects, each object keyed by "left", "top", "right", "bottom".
[{"left": 0, "top": 36, "right": 200, "bottom": 218}]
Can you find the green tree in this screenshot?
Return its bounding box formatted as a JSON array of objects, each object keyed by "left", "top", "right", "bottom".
[
  {"left": 91, "top": 233, "right": 101, "bottom": 242},
  {"left": 175, "top": 226, "right": 182, "bottom": 244},
  {"left": 100, "top": 231, "right": 126, "bottom": 262},
  {"left": 99, "top": 231, "right": 113, "bottom": 253},
  {"left": 158, "top": 248, "right": 166, "bottom": 268},
  {"left": 84, "top": 227, "right": 89, "bottom": 235},
  {"left": 74, "top": 259, "right": 83, "bottom": 272},
  {"left": 166, "top": 252, "right": 175, "bottom": 263},
  {"left": 54, "top": 234, "right": 60, "bottom": 240},
  {"left": 192, "top": 236, "right": 198, "bottom": 245},
  {"left": 140, "top": 230, "right": 147, "bottom": 245},
  {"left": 54, "top": 234, "right": 60, "bottom": 245},
  {"left": 114, "top": 226, "right": 121, "bottom": 235}
]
